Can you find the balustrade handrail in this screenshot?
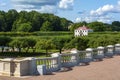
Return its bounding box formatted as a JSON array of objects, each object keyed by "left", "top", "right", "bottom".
[{"left": 36, "top": 57, "right": 58, "bottom": 60}]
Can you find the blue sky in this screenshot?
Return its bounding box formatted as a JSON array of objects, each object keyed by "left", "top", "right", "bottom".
[{"left": 0, "top": 0, "right": 120, "bottom": 23}]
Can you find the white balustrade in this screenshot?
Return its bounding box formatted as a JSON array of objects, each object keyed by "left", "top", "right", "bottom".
[
  {"left": 0, "top": 43, "right": 120, "bottom": 77},
  {"left": 93, "top": 46, "right": 104, "bottom": 60},
  {"left": 36, "top": 57, "right": 59, "bottom": 73},
  {"left": 115, "top": 44, "right": 120, "bottom": 55},
  {"left": 105, "top": 45, "right": 114, "bottom": 57}
]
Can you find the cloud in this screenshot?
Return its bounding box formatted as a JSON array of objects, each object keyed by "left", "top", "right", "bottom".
[
  {"left": 11, "top": 0, "right": 74, "bottom": 13},
  {"left": 11, "top": 0, "right": 60, "bottom": 13},
  {"left": 75, "top": 15, "right": 113, "bottom": 23},
  {"left": 58, "top": 0, "right": 74, "bottom": 10},
  {"left": 90, "top": 1, "right": 120, "bottom": 16},
  {"left": 75, "top": 0, "right": 120, "bottom": 23}
]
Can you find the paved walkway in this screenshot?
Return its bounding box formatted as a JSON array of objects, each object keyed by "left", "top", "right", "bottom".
[{"left": 1, "top": 56, "right": 120, "bottom": 80}]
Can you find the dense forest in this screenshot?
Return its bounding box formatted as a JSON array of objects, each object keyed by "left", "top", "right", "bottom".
[
  {"left": 0, "top": 9, "right": 120, "bottom": 32},
  {"left": 70, "top": 21, "right": 120, "bottom": 32},
  {"left": 0, "top": 9, "right": 72, "bottom": 32}
]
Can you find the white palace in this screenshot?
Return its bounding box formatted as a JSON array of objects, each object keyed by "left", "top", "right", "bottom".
[{"left": 74, "top": 25, "right": 93, "bottom": 37}]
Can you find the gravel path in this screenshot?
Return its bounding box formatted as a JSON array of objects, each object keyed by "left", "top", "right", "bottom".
[{"left": 1, "top": 56, "right": 120, "bottom": 80}]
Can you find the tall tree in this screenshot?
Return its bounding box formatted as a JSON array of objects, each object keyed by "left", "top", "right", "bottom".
[
  {"left": 16, "top": 22, "right": 32, "bottom": 32},
  {"left": 40, "top": 21, "right": 53, "bottom": 31},
  {"left": 35, "top": 39, "right": 55, "bottom": 56},
  {"left": 88, "top": 21, "right": 106, "bottom": 32},
  {"left": 52, "top": 37, "right": 68, "bottom": 54},
  {"left": 0, "top": 15, "right": 7, "bottom": 31},
  {"left": 6, "top": 9, "right": 18, "bottom": 31}
]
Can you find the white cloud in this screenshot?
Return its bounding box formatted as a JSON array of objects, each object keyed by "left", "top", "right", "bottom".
[
  {"left": 59, "top": 0, "right": 74, "bottom": 10},
  {"left": 75, "top": 18, "right": 81, "bottom": 22},
  {"left": 40, "top": 5, "right": 57, "bottom": 13},
  {"left": 11, "top": 0, "right": 74, "bottom": 13},
  {"left": 118, "top": 1, "right": 120, "bottom": 5},
  {"left": 75, "top": 15, "right": 113, "bottom": 23},
  {"left": 11, "top": 0, "right": 60, "bottom": 13},
  {"left": 76, "top": 0, "right": 120, "bottom": 23},
  {"left": 90, "top": 1, "right": 120, "bottom": 16}
]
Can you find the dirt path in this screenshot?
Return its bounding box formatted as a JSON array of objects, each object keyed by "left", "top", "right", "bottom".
[{"left": 1, "top": 55, "right": 120, "bottom": 80}]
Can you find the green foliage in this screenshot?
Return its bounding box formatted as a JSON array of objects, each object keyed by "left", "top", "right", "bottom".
[
  {"left": 16, "top": 22, "right": 32, "bottom": 32},
  {"left": 0, "top": 9, "right": 72, "bottom": 32},
  {"left": 9, "top": 38, "right": 23, "bottom": 52},
  {"left": 65, "top": 37, "right": 89, "bottom": 50},
  {"left": 35, "top": 39, "right": 55, "bottom": 55},
  {"left": 52, "top": 37, "right": 71, "bottom": 53},
  {"left": 88, "top": 21, "right": 106, "bottom": 32},
  {"left": 0, "top": 36, "right": 11, "bottom": 53},
  {"left": 40, "top": 21, "right": 53, "bottom": 31},
  {"left": 0, "top": 15, "right": 7, "bottom": 31}
]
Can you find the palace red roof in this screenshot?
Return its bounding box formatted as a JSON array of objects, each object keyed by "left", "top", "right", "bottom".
[{"left": 76, "top": 25, "right": 91, "bottom": 30}]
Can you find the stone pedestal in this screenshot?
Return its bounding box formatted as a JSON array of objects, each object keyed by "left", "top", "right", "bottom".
[
  {"left": 94, "top": 46, "right": 104, "bottom": 59},
  {"left": 12, "top": 59, "right": 29, "bottom": 77},
  {"left": 86, "top": 48, "right": 93, "bottom": 59},
  {"left": 70, "top": 50, "right": 79, "bottom": 65},
  {"left": 24, "top": 57, "right": 37, "bottom": 75},
  {"left": 115, "top": 44, "right": 120, "bottom": 54},
  {"left": 105, "top": 45, "right": 114, "bottom": 57},
  {"left": 0, "top": 58, "right": 14, "bottom": 76},
  {"left": 0, "top": 58, "right": 30, "bottom": 77}
]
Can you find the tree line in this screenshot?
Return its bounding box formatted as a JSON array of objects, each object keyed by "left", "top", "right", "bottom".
[
  {"left": 70, "top": 21, "right": 120, "bottom": 32},
  {"left": 0, "top": 9, "right": 72, "bottom": 32},
  {"left": 1, "top": 9, "right": 120, "bottom": 32}
]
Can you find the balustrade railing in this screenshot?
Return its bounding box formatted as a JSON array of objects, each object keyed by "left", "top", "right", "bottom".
[
  {"left": 1, "top": 44, "right": 120, "bottom": 76},
  {"left": 36, "top": 57, "right": 59, "bottom": 72},
  {"left": 60, "top": 53, "right": 78, "bottom": 67}
]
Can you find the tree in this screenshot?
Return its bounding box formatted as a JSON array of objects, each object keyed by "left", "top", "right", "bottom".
[
  {"left": 52, "top": 37, "right": 68, "bottom": 54},
  {"left": 12, "top": 17, "right": 28, "bottom": 31},
  {"left": 9, "top": 38, "right": 23, "bottom": 52},
  {"left": 21, "top": 38, "right": 36, "bottom": 52},
  {"left": 35, "top": 39, "right": 55, "bottom": 56},
  {"left": 65, "top": 37, "right": 88, "bottom": 50},
  {"left": 0, "top": 36, "right": 11, "bottom": 52},
  {"left": 6, "top": 9, "right": 18, "bottom": 31},
  {"left": 16, "top": 22, "right": 32, "bottom": 32},
  {"left": 0, "top": 15, "right": 7, "bottom": 31},
  {"left": 28, "top": 11, "right": 44, "bottom": 31},
  {"left": 60, "top": 18, "right": 72, "bottom": 31},
  {"left": 112, "top": 21, "right": 120, "bottom": 31},
  {"left": 40, "top": 21, "right": 53, "bottom": 31},
  {"left": 88, "top": 21, "right": 106, "bottom": 32}
]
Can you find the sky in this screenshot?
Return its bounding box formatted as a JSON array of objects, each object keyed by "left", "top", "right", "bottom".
[{"left": 0, "top": 0, "right": 120, "bottom": 23}]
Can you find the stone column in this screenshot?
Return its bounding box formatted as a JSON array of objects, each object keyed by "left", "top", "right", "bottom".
[
  {"left": 51, "top": 53, "right": 61, "bottom": 70},
  {"left": 105, "top": 45, "right": 114, "bottom": 57},
  {"left": 94, "top": 46, "right": 105, "bottom": 60},
  {"left": 70, "top": 50, "right": 79, "bottom": 65},
  {"left": 12, "top": 59, "right": 29, "bottom": 77},
  {"left": 115, "top": 44, "right": 120, "bottom": 54},
  {"left": 24, "top": 57, "right": 37, "bottom": 75},
  {"left": 86, "top": 48, "right": 93, "bottom": 59},
  {"left": 97, "top": 46, "right": 104, "bottom": 56},
  {"left": 0, "top": 58, "right": 14, "bottom": 76}
]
